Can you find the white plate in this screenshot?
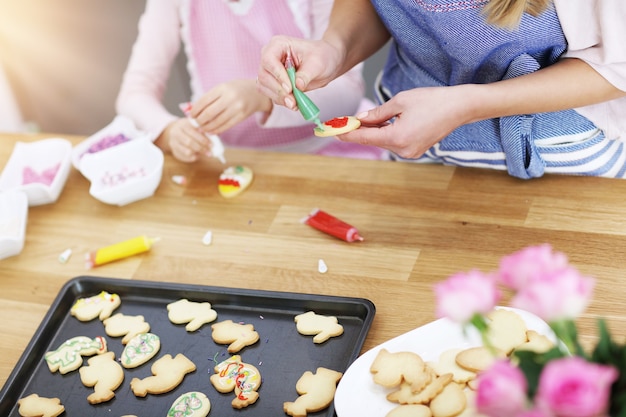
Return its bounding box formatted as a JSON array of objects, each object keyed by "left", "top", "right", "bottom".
[
  {"left": 334, "top": 307, "right": 555, "bottom": 417},
  {"left": 0, "top": 138, "right": 72, "bottom": 206},
  {"left": 0, "top": 190, "right": 28, "bottom": 260}
]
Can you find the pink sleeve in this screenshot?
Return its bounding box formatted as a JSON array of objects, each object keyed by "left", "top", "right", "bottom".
[
  {"left": 262, "top": 0, "right": 367, "bottom": 128},
  {"left": 115, "top": 0, "right": 182, "bottom": 136},
  {"left": 555, "top": 0, "right": 626, "bottom": 92}
]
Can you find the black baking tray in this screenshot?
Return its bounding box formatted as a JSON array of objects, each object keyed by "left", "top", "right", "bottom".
[{"left": 0, "top": 276, "right": 375, "bottom": 416}]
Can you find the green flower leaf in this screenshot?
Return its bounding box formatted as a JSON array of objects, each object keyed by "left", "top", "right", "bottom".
[
  {"left": 548, "top": 319, "right": 585, "bottom": 358},
  {"left": 512, "top": 347, "right": 566, "bottom": 399},
  {"left": 591, "top": 319, "right": 626, "bottom": 417}
]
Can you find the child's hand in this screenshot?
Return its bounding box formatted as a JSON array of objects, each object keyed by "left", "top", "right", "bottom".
[
  {"left": 190, "top": 79, "right": 272, "bottom": 134},
  {"left": 158, "top": 118, "right": 210, "bottom": 163}
]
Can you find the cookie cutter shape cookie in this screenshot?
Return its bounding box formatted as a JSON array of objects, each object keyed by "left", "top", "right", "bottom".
[
  {"left": 167, "top": 299, "right": 218, "bottom": 332},
  {"left": 168, "top": 391, "right": 211, "bottom": 417},
  {"left": 130, "top": 353, "right": 196, "bottom": 397},
  {"left": 17, "top": 394, "right": 65, "bottom": 417},
  {"left": 284, "top": 367, "right": 343, "bottom": 417},
  {"left": 79, "top": 351, "right": 125, "bottom": 404},
  {"left": 211, "top": 319, "right": 260, "bottom": 353},
  {"left": 44, "top": 335, "right": 107, "bottom": 374},
  {"left": 295, "top": 311, "right": 344, "bottom": 344},
  {"left": 70, "top": 291, "right": 121, "bottom": 321},
  {"left": 121, "top": 333, "right": 161, "bottom": 369},
  {"left": 103, "top": 313, "right": 150, "bottom": 344},
  {"left": 369, "top": 348, "right": 428, "bottom": 392},
  {"left": 210, "top": 355, "right": 261, "bottom": 409}
]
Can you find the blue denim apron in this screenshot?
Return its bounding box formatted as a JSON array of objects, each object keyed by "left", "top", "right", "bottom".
[{"left": 370, "top": 0, "right": 615, "bottom": 179}]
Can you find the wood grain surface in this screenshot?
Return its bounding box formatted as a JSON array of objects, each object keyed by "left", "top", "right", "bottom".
[{"left": 2, "top": 132, "right": 626, "bottom": 388}]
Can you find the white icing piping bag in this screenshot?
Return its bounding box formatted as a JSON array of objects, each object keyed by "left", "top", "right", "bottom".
[{"left": 179, "top": 102, "right": 226, "bottom": 164}]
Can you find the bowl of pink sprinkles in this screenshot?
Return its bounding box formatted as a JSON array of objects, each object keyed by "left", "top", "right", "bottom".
[{"left": 0, "top": 138, "right": 72, "bottom": 206}]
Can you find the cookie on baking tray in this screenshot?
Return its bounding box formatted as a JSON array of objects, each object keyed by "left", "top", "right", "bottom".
[
  {"left": 167, "top": 391, "right": 211, "bottom": 417},
  {"left": 167, "top": 298, "right": 218, "bottom": 332},
  {"left": 211, "top": 319, "right": 259, "bottom": 352},
  {"left": 294, "top": 311, "right": 344, "bottom": 344},
  {"left": 130, "top": 353, "right": 196, "bottom": 397},
  {"left": 210, "top": 355, "right": 261, "bottom": 409},
  {"left": 70, "top": 291, "right": 121, "bottom": 321},
  {"left": 17, "top": 394, "right": 65, "bottom": 417},
  {"left": 314, "top": 116, "right": 361, "bottom": 137},
  {"left": 79, "top": 351, "right": 125, "bottom": 404},
  {"left": 102, "top": 312, "right": 150, "bottom": 344},
  {"left": 44, "top": 335, "right": 107, "bottom": 374},
  {"left": 283, "top": 367, "right": 343, "bottom": 417},
  {"left": 121, "top": 332, "right": 161, "bottom": 369}
]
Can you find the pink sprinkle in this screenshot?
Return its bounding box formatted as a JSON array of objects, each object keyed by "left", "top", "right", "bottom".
[
  {"left": 85, "top": 134, "right": 130, "bottom": 155},
  {"left": 22, "top": 163, "right": 61, "bottom": 186}
]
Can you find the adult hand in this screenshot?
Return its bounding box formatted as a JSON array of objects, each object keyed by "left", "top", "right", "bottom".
[
  {"left": 190, "top": 79, "right": 272, "bottom": 134},
  {"left": 158, "top": 118, "right": 210, "bottom": 163},
  {"left": 257, "top": 35, "right": 344, "bottom": 110},
  {"left": 341, "top": 85, "right": 473, "bottom": 158}
]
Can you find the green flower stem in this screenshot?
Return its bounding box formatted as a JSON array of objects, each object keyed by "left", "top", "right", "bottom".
[
  {"left": 549, "top": 319, "right": 587, "bottom": 358},
  {"left": 470, "top": 313, "right": 498, "bottom": 355}
]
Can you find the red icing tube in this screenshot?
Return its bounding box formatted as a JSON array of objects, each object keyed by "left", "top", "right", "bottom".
[{"left": 303, "top": 208, "right": 363, "bottom": 242}]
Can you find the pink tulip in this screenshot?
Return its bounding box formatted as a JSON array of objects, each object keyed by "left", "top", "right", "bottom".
[
  {"left": 516, "top": 410, "right": 553, "bottom": 417},
  {"left": 434, "top": 270, "right": 501, "bottom": 323},
  {"left": 510, "top": 266, "right": 594, "bottom": 322},
  {"left": 476, "top": 360, "right": 529, "bottom": 417},
  {"left": 497, "top": 244, "right": 568, "bottom": 290},
  {"left": 535, "top": 357, "right": 617, "bottom": 417}
]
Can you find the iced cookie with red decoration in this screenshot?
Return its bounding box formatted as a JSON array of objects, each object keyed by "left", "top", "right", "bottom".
[
  {"left": 314, "top": 116, "right": 361, "bottom": 137},
  {"left": 210, "top": 355, "right": 261, "bottom": 409},
  {"left": 218, "top": 165, "right": 253, "bottom": 198}
]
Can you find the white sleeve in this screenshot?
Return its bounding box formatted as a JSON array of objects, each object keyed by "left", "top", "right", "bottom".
[
  {"left": 555, "top": 0, "right": 626, "bottom": 92},
  {"left": 115, "top": 0, "right": 182, "bottom": 136}
]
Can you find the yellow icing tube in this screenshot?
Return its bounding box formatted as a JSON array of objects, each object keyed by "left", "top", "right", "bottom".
[{"left": 86, "top": 235, "right": 159, "bottom": 268}]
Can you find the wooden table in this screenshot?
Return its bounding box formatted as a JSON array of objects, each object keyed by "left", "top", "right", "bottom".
[{"left": 2, "top": 132, "right": 626, "bottom": 389}]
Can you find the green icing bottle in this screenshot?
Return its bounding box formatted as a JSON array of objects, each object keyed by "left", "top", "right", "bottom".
[{"left": 285, "top": 57, "right": 324, "bottom": 131}]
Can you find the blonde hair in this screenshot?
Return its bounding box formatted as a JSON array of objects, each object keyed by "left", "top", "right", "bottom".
[{"left": 483, "top": 0, "right": 552, "bottom": 29}]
